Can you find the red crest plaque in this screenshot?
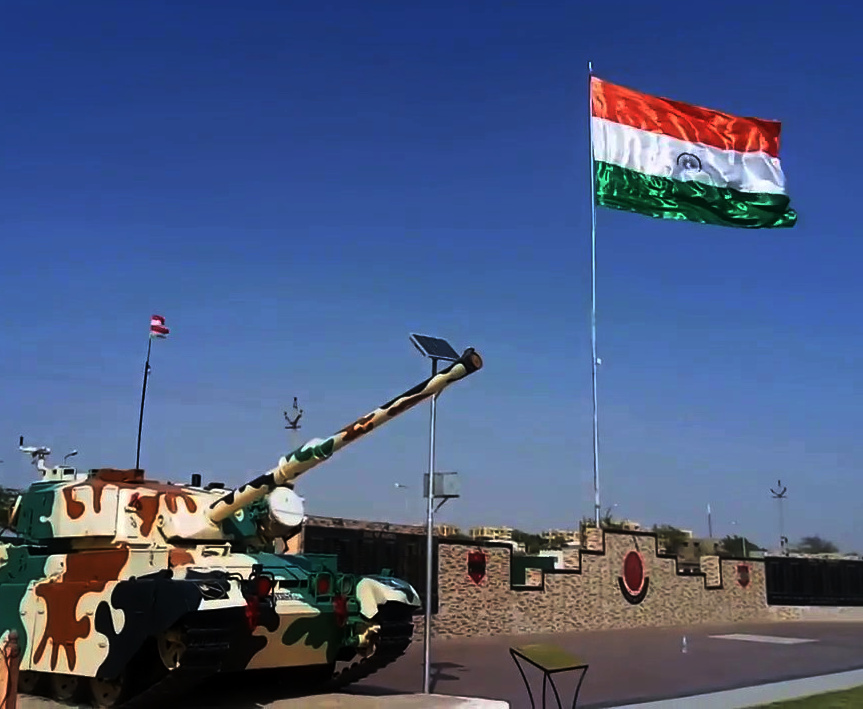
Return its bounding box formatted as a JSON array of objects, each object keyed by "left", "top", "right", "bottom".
[
  {"left": 737, "top": 563, "right": 751, "bottom": 589},
  {"left": 467, "top": 550, "right": 487, "bottom": 585}
]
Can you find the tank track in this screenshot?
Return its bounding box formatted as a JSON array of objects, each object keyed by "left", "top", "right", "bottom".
[
  {"left": 116, "top": 612, "right": 238, "bottom": 709},
  {"left": 327, "top": 607, "right": 416, "bottom": 691},
  {"left": 18, "top": 610, "right": 239, "bottom": 709}
]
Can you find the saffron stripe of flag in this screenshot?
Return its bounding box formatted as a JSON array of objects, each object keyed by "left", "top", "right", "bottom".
[
  {"left": 150, "top": 314, "right": 169, "bottom": 338},
  {"left": 591, "top": 76, "right": 797, "bottom": 229}
]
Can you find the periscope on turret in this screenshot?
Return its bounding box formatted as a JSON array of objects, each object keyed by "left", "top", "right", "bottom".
[{"left": 0, "top": 347, "right": 483, "bottom": 708}]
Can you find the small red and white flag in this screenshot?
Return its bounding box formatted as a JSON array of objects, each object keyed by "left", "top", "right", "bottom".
[{"left": 149, "top": 314, "right": 170, "bottom": 339}]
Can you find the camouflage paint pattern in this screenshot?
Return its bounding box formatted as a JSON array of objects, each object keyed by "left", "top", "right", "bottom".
[{"left": 0, "top": 347, "right": 483, "bottom": 705}]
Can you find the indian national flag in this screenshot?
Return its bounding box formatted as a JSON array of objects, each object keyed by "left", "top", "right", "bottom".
[
  {"left": 591, "top": 77, "right": 797, "bottom": 229},
  {"left": 149, "top": 314, "right": 169, "bottom": 339}
]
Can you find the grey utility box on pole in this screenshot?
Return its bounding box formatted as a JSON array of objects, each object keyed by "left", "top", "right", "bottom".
[{"left": 423, "top": 471, "right": 461, "bottom": 506}]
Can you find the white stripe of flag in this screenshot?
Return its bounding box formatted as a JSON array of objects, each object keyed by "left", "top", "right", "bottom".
[{"left": 150, "top": 314, "right": 169, "bottom": 339}]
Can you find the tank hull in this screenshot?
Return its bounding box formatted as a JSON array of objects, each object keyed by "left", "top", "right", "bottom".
[{"left": 3, "top": 542, "right": 419, "bottom": 706}]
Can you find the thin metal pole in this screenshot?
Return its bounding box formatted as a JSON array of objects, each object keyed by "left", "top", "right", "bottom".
[
  {"left": 771, "top": 480, "right": 788, "bottom": 555},
  {"left": 707, "top": 503, "right": 713, "bottom": 538},
  {"left": 588, "top": 60, "right": 601, "bottom": 528},
  {"left": 422, "top": 357, "right": 438, "bottom": 694},
  {"left": 135, "top": 338, "right": 152, "bottom": 470},
  {"left": 778, "top": 496, "right": 786, "bottom": 555}
]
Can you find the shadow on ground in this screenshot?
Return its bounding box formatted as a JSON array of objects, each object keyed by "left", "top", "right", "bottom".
[{"left": 348, "top": 661, "right": 468, "bottom": 698}]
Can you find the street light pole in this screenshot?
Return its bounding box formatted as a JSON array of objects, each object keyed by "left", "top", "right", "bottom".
[
  {"left": 731, "top": 521, "right": 747, "bottom": 558},
  {"left": 770, "top": 480, "right": 788, "bottom": 556},
  {"left": 423, "top": 358, "right": 438, "bottom": 695},
  {"left": 409, "top": 333, "right": 461, "bottom": 696},
  {"left": 707, "top": 503, "right": 713, "bottom": 539}
]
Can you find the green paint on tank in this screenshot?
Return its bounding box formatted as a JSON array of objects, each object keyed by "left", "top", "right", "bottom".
[
  {"left": 0, "top": 545, "right": 49, "bottom": 657},
  {"left": 281, "top": 612, "right": 344, "bottom": 665},
  {"left": 292, "top": 437, "right": 335, "bottom": 463},
  {"left": 220, "top": 510, "right": 259, "bottom": 539},
  {"left": 14, "top": 483, "right": 61, "bottom": 542}
]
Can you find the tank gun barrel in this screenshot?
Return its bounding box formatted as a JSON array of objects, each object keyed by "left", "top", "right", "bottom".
[{"left": 206, "top": 347, "right": 483, "bottom": 525}]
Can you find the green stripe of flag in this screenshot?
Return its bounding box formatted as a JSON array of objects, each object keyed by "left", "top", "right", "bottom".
[{"left": 595, "top": 161, "right": 797, "bottom": 229}]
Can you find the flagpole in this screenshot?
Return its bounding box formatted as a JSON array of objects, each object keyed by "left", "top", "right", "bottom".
[
  {"left": 588, "top": 60, "right": 601, "bottom": 528},
  {"left": 135, "top": 337, "right": 152, "bottom": 470}
]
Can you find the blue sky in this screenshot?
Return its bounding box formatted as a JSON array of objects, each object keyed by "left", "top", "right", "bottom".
[{"left": 1, "top": 1, "right": 860, "bottom": 551}]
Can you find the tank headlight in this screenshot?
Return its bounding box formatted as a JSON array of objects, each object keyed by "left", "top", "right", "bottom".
[
  {"left": 339, "top": 575, "right": 353, "bottom": 595},
  {"left": 315, "top": 573, "right": 332, "bottom": 596}
]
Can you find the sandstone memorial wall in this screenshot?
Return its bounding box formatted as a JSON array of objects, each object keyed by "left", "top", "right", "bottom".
[
  {"left": 298, "top": 517, "right": 863, "bottom": 641},
  {"left": 420, "top": 528, "right": 768, "bottom": 639}
]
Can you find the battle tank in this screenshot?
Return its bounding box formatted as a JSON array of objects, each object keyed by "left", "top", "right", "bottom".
[{"left": 0, "top": 347, "right": 483, "bottom": 707}]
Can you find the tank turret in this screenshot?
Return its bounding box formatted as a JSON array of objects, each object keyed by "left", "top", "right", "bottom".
[{"left": 9, "top": 347, "right": 482, "bottom": 549}]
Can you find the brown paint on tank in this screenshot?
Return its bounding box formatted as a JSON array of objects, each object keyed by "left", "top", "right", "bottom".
[
  {"left": 169, "top": 548, "right": 194, "bottom": 568},
  {"left": 135, "top": 495, "right": 161, "bottom": 537},
  {"left": 339, "top": 413, "right": 375, "bottom": 442},
  {"left": 61, "top": 478, "right": 200, "bottom": 531},
  {"left": 93, "top": 469, "right": 144, "bottom": 483},
  {"left": 32, "top": 549, "right": 130, "bottom": 672},
  {"left": 386, "top": 393, "right": 431, "bottom": 418},
  {"left": 164, "top": 492, "right": 197, "bottom": 514},
  {"left": 134, "top": 491, "right": 197, "bottom": 537},
  {"left": 62, "top": 488, "right": 85, "bottom": 520}
]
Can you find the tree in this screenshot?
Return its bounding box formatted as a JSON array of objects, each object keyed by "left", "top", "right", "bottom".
[
  {"left": 719, "top": 534, "right": 764, "bottom": 558},
  {"left": 600, "top": 507, "right": 626, "bottom": 530},
  {"left": 793, "top": 535, "right": 839, "bottom": 555},
  {"left": 511, "top": 529, "right": 546, "bottom": 555},
  {"left": 0, "top": 485, "right": 21, "bottom": 530},
  {"left": 652, "top": 524, "right": 690, "bottom": 556},
  {"left": 578, "top": 507, "right": 625, "bottom": 536}
]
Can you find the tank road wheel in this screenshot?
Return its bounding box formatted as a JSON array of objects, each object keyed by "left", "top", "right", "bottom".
[
  {"left": 17, "top": 670, "right": 42, "bottom": 695},
  {"left": 49, "top": 673, "right": 83, "bottom": 702},
  {"left": 89, "top": 674, "right": 130, "bottom": 708},
  {"left": 157, "top": 629, "right": 186, "bottom": 670}
]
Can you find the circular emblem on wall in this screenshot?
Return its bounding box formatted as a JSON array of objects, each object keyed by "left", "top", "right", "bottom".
[{"left": 618, "top": 550, "right": 650, "bottom": 605}]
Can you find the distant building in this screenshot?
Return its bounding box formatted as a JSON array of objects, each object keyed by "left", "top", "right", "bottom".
[
  {"left": 468, "top": 526, "right": 525, "bottom": 552},
  {"left": 435, "top": 524, "right": 461, "bottom": 537},
  {"left": 469, "top": 526, "right": 513, "bottom": 542},
  {"left": 541, "top": 529, "right": 581, "bottom": 548},
  {"left": 677, "top": 537, "right": 722, "bottom": 570}
]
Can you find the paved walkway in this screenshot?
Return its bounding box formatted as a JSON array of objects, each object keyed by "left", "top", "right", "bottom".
[
  {"left": 17, "top": 620, "right": 863, "bottom": 708},
  {"left": 19, "top": 695, "right": 506, "bottom": 709},
  {"left": 339, "top": 620, "right": 863, "bottom": 708}
]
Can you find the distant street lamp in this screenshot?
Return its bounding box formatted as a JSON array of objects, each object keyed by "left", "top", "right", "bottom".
[
  {"left": 394, "top": 482, "right": 410, "bottom": 520},
  {"left": 770, "top": 480, "right": 789, "bottom": 556}
]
